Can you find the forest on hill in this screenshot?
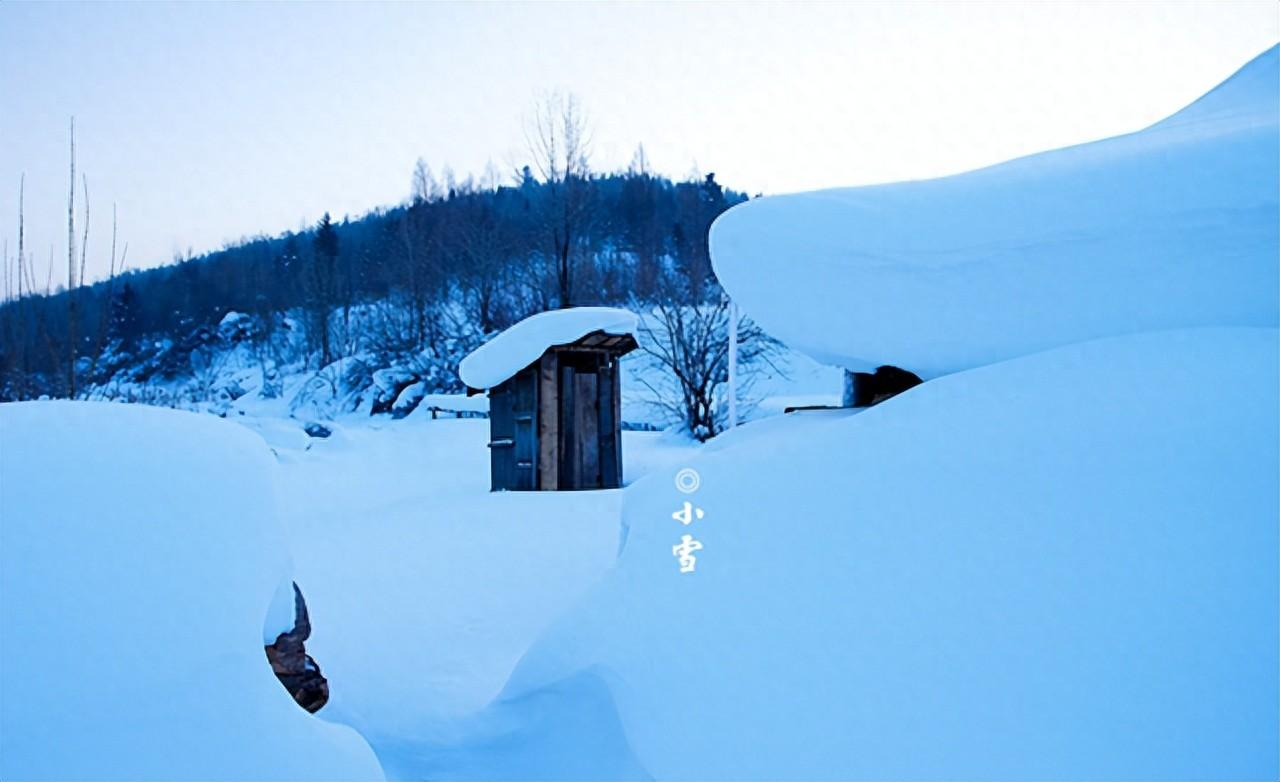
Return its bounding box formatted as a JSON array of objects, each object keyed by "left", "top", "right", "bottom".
[{"left": 0, "top": 104, "right": 767, "bottom": 436}]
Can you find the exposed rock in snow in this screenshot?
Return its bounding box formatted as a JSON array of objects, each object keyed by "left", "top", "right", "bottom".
[
  {"left": 265, "top": 583, "right": 330, "bottom": 714},
  {"left": 0, "top": 402, "right": 383, "bottom": 781},
  {"left": 304, "top": 422, "right": 333, "bottom": 439},
  {"left": 458, "top": 307, "right": 638, "bottom": 389},
  {"left": 710, "top": 45, "right": 1279, "bottom": 377}
]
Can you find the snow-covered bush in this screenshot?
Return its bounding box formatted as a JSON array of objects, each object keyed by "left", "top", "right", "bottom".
[{"left": 289, "top": 355, "right": 376, "bottom": 420}]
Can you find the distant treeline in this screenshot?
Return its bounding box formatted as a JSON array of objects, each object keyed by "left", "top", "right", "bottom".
[{"left": 0, "top": 159, "right": 747, "bottom": 402}]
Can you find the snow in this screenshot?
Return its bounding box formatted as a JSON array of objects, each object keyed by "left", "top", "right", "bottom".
[
  {"left": 391, "top": 52, "right": 1280, "bottom": 779},
  {"left": 450, "top": 327, "right": 1278, "bottom": 780},
  {"left": 0, "top": 402, "right": 384, "bottom": 781},
  {"left": 6, "top": 44, "right": 1276, "bottom": 782},
  {"left": 265, "top": 414, "right": 698, "bottom": 778},
  {"left": 710, "top": 45, "right": 1279, "bottom": 378},
  {"left": 458, "top": 307, "right": 638, "bottom": 389},
  {"left": 264, "top": 575, "right": 300, "bottom": 644},
  {"left": 218, "top": 310, "right": 250, "bottom": 330}
]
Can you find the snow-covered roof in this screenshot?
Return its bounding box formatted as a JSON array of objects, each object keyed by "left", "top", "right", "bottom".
[
  {"left": 709, "top": 45, "right": 1279, "bottom": 379},
  {"left": 458, "top": 307, "right": 639, "bottom": 390}
]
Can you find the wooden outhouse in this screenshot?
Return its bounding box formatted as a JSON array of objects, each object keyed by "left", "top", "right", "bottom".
[{"left": 459, "top": 308, "right": 638, "bottom": 492}]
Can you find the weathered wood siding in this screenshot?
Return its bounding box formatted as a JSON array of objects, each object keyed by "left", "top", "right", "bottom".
[
  {"left": 537, "top": 353, "right": 559, "bottom": 490},
  {"left": 575, "top": 370, "right": 600, "bottom": 487},
  {"left": 488, "top": 367, "right": 538, "bottom": 491},
  {"left": 511, "top": 367, "right": 537, "bottom": 490},
  {"left": 486, "top": 337, "right": 631, "bottom": 491},
  {"left": 487, "top": 381, "right": 515, "bottom": 490}
]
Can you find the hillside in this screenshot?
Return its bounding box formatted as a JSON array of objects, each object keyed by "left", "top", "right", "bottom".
[{"left": 0, "top": 168, "right": 749, "bottom": 426}]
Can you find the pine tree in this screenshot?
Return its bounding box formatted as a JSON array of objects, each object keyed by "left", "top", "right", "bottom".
[
  {"left": 108, "top": 282, "right": 142, "bottom": 348},
  {"left": 310, "top": 213, "right": 340, "bottom": 365}
]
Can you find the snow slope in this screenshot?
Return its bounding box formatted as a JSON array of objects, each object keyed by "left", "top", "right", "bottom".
[
  {"left": 465, "top": 327, "right": 1279, "bottom": 780},
  {"left": 459, "top": 307, "right": 638, "bottom": 389},
  {"left": 710, "top": 45, "right": 1280, "bottom": 377},
  {"left": 0, "top": 402, "right": 384, "bottom": 782},
  {"left": 265, "top": 414, "right": 698, "bottom": 778}
]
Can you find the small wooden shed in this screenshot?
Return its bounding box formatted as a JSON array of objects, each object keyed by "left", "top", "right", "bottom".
[{"left": 459, "top": 308, "right": 639, "bottom": 492}]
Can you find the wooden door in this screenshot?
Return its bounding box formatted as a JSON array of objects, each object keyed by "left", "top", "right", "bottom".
[
  {"left": 574, "top": 369, "right": 600, "bottom": 488},
  {"left": 487, "top": 383, "right": 516, "bottom": 490},
  {"left": 556, "top": 354, "right": 604, "bottom": 489},
  {"left": 511, "top": 368, "right": 537, "bottom": 490},
  {"left": 557, "top": 363, "right": 578, "bottom": 489}
]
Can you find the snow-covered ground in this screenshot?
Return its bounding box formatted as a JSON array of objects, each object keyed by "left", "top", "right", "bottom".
[
  {"left": 0, "top": 402, "right": 384, "bottom": 782},
  {"left": 0, "top": 397, "right": 704, "bottom": 781},
  {"left": 3, "top": 43, "right": 1276, "bottom": 782},
  {"left": 456, "top": 327, "right": 1278, "bottom": 780},
  {"left": 264, "top": 413, "right": 698, "bottom": 774}
]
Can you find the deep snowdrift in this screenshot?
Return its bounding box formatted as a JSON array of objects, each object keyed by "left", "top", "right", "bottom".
[
  {"left": 710, "top": 45, "right": 1279, "bottom": 377},
  {"left": 0, "top": 402, "right": 384, "bottom": 781},
  {"left": 470, "top": 328, "right": 1278, "bottom": 780}
]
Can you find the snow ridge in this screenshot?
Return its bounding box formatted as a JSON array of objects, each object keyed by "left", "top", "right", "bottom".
[{"left": 710, "top": 44, "right": 1279, "bottom": 377}]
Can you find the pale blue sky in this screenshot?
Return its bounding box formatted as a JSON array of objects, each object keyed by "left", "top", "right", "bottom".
[{"left": 1, "top": 1, "right": 1276, "bottom": 285}]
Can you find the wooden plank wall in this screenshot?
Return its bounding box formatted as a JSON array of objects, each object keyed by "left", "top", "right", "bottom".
[
  {"left": 491, "top": 347, "right": 628, "bottom": 491},
  {"left": 558, "top": 363, "right": 577, "bottom": 489},
  {"left": 612, "top": 358, "right": 622, "bottom": 486},
  {"left": 488, "top": 383, "right": 515, "bottom": 490},
  {"left": 512, "top": 368, "right": 537, "bottom": 490},
  {"left": 537, "top": 353, "right": 559, "bottom": 491}
]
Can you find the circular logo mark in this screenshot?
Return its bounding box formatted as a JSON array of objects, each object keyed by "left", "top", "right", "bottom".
[{"left": 674, "top": 467, "right": 701, "bottom": 494}]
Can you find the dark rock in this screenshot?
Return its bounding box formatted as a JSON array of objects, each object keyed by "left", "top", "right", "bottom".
[
  {"left": 264, "top": 583, "right": 330, "bottom": 713},
  {"left": 303, "top": 422, "right": 332, "bottom": 439}
]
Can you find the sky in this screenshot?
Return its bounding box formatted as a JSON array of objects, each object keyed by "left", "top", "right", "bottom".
[{"left": 0, "top": 1, "right": 1276, "bottom": 286}]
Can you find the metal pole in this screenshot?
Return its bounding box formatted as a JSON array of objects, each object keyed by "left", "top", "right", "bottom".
[{"left": 727, "top": 298, "right": 738, "bottom": 429}]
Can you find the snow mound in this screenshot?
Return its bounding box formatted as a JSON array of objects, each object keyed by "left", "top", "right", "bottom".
[
  {"left": 0, "top": 402, "right": 384, "bottom": 781},
  {"left": 484, "top": 328, "right": 1279, "bottom": 780},
  {"left": 458, "top": 307, "right": 638, "bottom": 389},
  {"left": 710, "top": 46, "right": 1280, "bottom": 377}
]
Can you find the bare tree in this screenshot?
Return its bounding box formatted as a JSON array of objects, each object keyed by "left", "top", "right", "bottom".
[
  {"left": 410, "top": 158, "right": 440, "bottom": 205},
  {"left": 83, "top": 203, "right": 127, "bottom": 388},
  {"left": 449, "top": 191, "right": 515, "bottom": 332},
  {"left": 66, "top": 118, "right": 77, "bottom": 397},
  {"left": 14, "top": 176, "right": 26, "bottom": 398},
  {"left": 633, "top": 276, "right": 781, "bottom": 441},
  {"left": 524, "top": 91, "right": 591, "bottom": 308}
]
